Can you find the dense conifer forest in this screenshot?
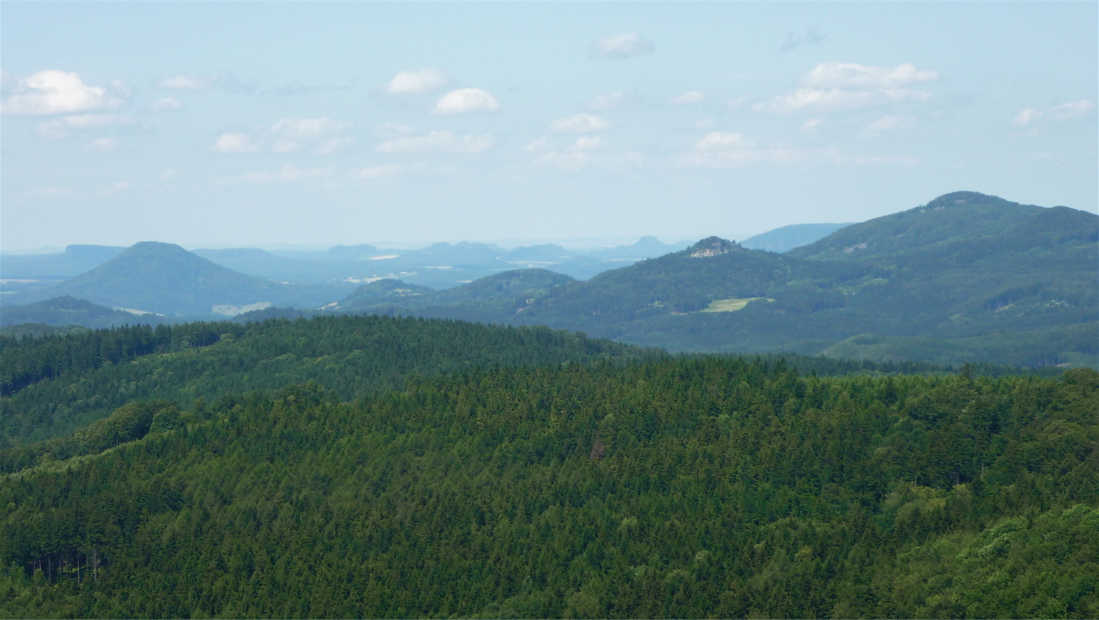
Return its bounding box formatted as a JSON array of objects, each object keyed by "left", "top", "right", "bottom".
[{"left": 0, "top": 316, "right": 1095, "bottom": 617}]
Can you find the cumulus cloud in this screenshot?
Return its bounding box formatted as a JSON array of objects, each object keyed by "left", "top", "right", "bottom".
[
  {"left": 668, "top": 91, "right": 706, "bottom": 105},
  {"left": 212, "top": 117, "right": 355, "bottom": 154},
  {"left": 585, "top": 91, "right": 629, "bottom": 111},
  {"left": 97, "top": 181, "right": 133, "bottom": 198},
  {"left": 803, "top": 63, "right": 939, "bottom": 90},
  {"left": 781, "top": 27, "right": 826, "bottom": 51},
  {"left": 756, "top": 62, "right": 939, "bottom": 114},
  {"left": 314, "top": 137, "right": 355, "bottom": 155},
  {"left": 432, "top": 88, "right": 500, "bottom": 115},
  {"left": 534, "top": 150, "right": 644, "bottom": 171},
  {"left": 550, "top": 113, "right": 609, "bottom": 134},
  {"left": 36, "top": 114, "right": 137, "bottom": 139},
  {"left": 755, "top": 86, "right": 930, "bottom": 114},
  {"left": 573, "top": 136, "right": 609, "bottom": 152},
  {"left": 237, "top": 164, "right": 334, "bottom": 184},
  {"left": 352, "top": 164, "right": 405, "bottom": 180},
  {"left": 158, "top": 75, "right": 218, "bottom": 90},
  {"left": 270, "top": 117, "right": 354, "bottom": 153},
  {"left": 861, "top": 115, "right": 915, "bottom": 137},
  {"left": 380, "top": 68, "right": 450, "bottom": 96},
  {"left": 376, "top": 130, "right": 493, "bottom": 154},
  {"left": 2, "top": 70, "right": 126, "bottom": 116},
  {"left": 677, "top": 136, "right": 918, "bottom": 167},
  {"left": 374, "top": 123, "right": 416, "bottom": 137},
  {"left": 527, "top": 135, "right": 641, "bottom": 170},
  {"left": 84, "top": 137, "right": 118, "bottom": 151},
  {"left": 695, "top": 131, "right": 755, "bottom": 151},
  {"left": 523, "top": 135, "right": 550, "bottom": 153},
  {"left": 213, "top": 132, "right": 259, "bottom": 153},
  {"left": 29, "top": 187, "right": 80, "bottom": 200},
  {"left": 588, "top": 33, "right": 654, "bottom": 59},
  {"left": 152, "top": 97, "right": 183, "bottom": 112},
  {"left": 1049, "top": 100, "right": 1095, "bottom": 119},
  {"left": 801, "top": 118, "right": 824, "bottom": 134},
  {"left": 1015, "top": 100, "right": 1094, "bottom": 127}
]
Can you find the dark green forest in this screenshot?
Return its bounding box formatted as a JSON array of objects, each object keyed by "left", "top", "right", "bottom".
[
  {"left": 0, "top": 316, "right": 648, "bottom": 448},
  {"left": 0, "top": 315, "right": 1095, "bottom": 618}
]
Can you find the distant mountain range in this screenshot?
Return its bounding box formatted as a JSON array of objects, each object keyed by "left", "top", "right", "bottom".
[
  {"left": 3, "top": 236, "right": 699, "bottom": 291},
  {"left": 3, "top": 242, "right": 351, "bottom": 318},
  {"left": 319, "top": 191, "right": 1098, "bottom": 367},
  {"left": 2, "top": 191, "right": 1094, "bottom": 367}
]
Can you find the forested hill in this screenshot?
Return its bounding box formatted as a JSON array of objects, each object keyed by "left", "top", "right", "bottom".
[
  {"left": 1, "top": 356, "right": 1095, "bottom": 617},
  {"left": 342, "top": 192, "right": 1097, "bottom": 368},
  {"left": 787, "top": 191, "right": 1064, "bottom": 261},
  {"left": 0, "top": 315, "right": 652, "bottom": 447}
]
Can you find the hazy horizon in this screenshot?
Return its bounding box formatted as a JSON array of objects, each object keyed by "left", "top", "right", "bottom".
[{"left": 3, "top": 1, "right": 1096, "bottom": 252}]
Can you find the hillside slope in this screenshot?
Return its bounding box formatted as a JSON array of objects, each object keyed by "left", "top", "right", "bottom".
[{"left": 1, "top": 358, "right": 1094, "bottom": 617}]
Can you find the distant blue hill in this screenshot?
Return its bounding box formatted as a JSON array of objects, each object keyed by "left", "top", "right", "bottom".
[{"left": 740, "top": 223, "right": 850, "bottom": 253}]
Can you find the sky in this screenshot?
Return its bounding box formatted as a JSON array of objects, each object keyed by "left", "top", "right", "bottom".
[{"left": 2, "top": 1, "right": 1096, "bottom": 252}]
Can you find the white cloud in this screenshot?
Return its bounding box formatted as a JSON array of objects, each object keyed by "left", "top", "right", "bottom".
[
  {"left": 85, "top": 137, "right": 118, "bottom": 151},
  {"left": 588, "top": 33, "right": 654, "bottom": 59},
  {"left": 29, "top": 187, "right": 80, "bottom": 200},
  {"left": 754, "top": 87, "right": 930, "bottom": 114},
  {"left": 573, "top": 136, "right": 609, "bottom": 152},
  {"left": 36, "top": 114, "right": 136, "bottom": 139},
  {"left": 2, "top": 70, "right": 126, "bottom": 116},
  {"left": 726, "top": 95, "right": 751, "bottom": 110},
  {"left": 695, "top": 131, "right": 755, "bottom": 151},
  {"left": 432, "top": 88, "right": 500, "bottom": 115},
  {"left": 803, "top": 62, "right": 939, "bottom": 90},
  {"left": 152, "top": 97, "right": 183, "bottom": 112},
  {"left": 669, "top": 91, "right": 706, "bottom": 105},
  {"left": 756, "top": 63, "right": 938, "bottom": 114},
  {"left": 376, "top": 130, "right": 493, "bottom": 154},
  {"left": 238, "top": 164, "right": 333, "bottom": 184},
  {"left": 213, "top": 117, "right": 355, "bottom": 154},
  {"left": 97, "top": 181, "right": 132, "bottom": 197},
  {"left": 534, "top": 150, "right": 644, "bottom": 171},
  {"left": 1013, "top": 100, "right": 1094, "bottom": 128},
  {"left": 352, "top": 164, "right": 405, "bottom": 180},
  {"left": 1011, "top": 109, "right": 1042, "bottom": 127},
  {"left": 801, "top": 118, "right": 824, "bottom": 134},
  {"left": 1049, "top": 100, "right": 1094, "bottom": 120},
  {"left": 213, "top": 132, "right": 259, "bottom": 153},
  {"left": 313, "top": 137, "right": 355, "bottom": 155},
  {"left": 585, "top": 91, "right": 629, "bottom": 111},
  {"left": 550, "top": 113, "right": 609, "bottom": 134},
  {"left": 861, "top": 115, "right": 915, "bottom": 137},
  {"left": 270, "top": 117, "right": 354, "bottom": 153},
  {"left": 380, "top": 68, "right": 450, "bottom": 96},
  {"left": 523, "top": 135, "right": 550, "bottom": 153},
  {"left": 374, "top": 123, "right": 416, "bottom": 137},
  {"left": 159, "top": 75, "right": 217, "bottom": 90}
]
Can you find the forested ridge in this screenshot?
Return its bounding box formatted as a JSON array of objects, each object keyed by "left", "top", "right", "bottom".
[
  {"left": 0, "top": 336, "right": 1095, "bottom": 617},
  {"left": 1, "top": 316, "right": 650, "bottom": 447}
]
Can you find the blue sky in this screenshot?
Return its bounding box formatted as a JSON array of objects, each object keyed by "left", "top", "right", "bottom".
[{"left": 2, "top": 1, "right": 1096, "bottom": 251}]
